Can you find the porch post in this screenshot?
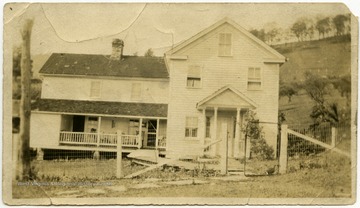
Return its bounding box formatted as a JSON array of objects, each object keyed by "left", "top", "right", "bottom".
[
  {"left": 202, "top": 108, "right": 206, "bottom": 153},
  {"left": 96, "top": 116, "right": 102, "bottom": 147},
  {"left": 234, "top": 108, "right": 241, "bottom": 158},
  {"left": 155, "top": 118, "right": 160, "bottom": 149},
  {"left": 213, "top": 107, "right": 218, "bottom": 156},
  {"left": 138, "top": 118, "right": 143, "bottom": 149}
]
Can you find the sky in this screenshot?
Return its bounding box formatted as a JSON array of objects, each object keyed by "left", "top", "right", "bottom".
[{"left": 4, "top": 3, "right": 353, "bottom": 57}]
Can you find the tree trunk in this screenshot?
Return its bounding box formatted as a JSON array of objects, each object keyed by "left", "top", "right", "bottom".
[{"left": 17, "top": 19, "right": 33, "bottom": 181}]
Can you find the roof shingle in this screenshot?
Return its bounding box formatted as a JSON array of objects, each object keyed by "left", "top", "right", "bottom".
[
  {"left": 39, "top": 53, "right": 169, "bottom": 79},
  {"left": 34, "top": 99, "right": 168, "bottom": 117}
]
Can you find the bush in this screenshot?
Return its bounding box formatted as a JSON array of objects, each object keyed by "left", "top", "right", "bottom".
[{"left": 242, "top": 111, "right": 274, "bottom": 160}]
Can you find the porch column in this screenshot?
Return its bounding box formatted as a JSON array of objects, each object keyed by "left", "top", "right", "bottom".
[
  {"left": 202, "top": 108, "right": 206, "bottom": 153},
  {"left": 234, "top": 108, "right": 241, "bottom": 158},
  {"left": 213, "top": 107, "right": 218, "bottom": 156},
  {"left": 155, "top": 118, "right": 160, "bottom": 149},
  {"left": 96, "top": 116, "right": 102, "bottom": 147},
  {"left": 138, "top": 118, "right": 143, "bottom": 149}
]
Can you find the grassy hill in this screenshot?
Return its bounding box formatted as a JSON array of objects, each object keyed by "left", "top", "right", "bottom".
[
  {"left": 274, "top": 35, "right": 351, "bottom": 83},
  {"left": 274, "top": 36, "right": 351, "bottom": 126}
]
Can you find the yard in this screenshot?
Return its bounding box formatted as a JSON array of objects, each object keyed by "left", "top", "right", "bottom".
[{"left": 13, "top": 146, "right": 352, "bottom": 200}]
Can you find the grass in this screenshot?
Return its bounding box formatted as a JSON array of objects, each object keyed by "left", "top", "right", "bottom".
[{"left": 13, "top": 149, "right": 352, "bottom": 199}]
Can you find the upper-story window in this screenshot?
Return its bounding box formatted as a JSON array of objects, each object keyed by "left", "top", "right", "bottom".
[
  {"left": 131, "top": 83, "right": 142, "bottom": 101},
  {"left": 219, "top": 33, "right": 232, "bottom": 56},
  {"left": 248, "top": 67, "right": 262, "bottom": 90},
  {"left": 90, "top": 81, "right": 101, "bottom": 98},
  {"left": 185, "top": 116, "right": 198, "bottom": 138},
  {"left": 186, "top": 65, "right": 201, "bottom": 88}
]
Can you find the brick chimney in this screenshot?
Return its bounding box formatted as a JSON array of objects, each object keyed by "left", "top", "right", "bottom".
[{"left": 110, "top": 39, "right": 124, "bottom": 61}]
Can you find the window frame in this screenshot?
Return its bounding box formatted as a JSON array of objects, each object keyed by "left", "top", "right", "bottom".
[
  {"left": 247, "top": 67, "right": 262, "bottom": 91},
  {"left": 90, "top": 80, "right": 101, "bottom": 98},
  {"left": 186, "top": 65, "right": 202, "bottom": 89},
  {"left": 218, "top": 33, "right": 232, "bottom": 57},
  {"left": 185, "top": 116, "right": 199, "bottom": 139}
]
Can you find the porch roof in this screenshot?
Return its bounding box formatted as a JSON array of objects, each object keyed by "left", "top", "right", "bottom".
[
  {"left": 197, "top": 85, "right": 257, "bottom": 109},
  {"left": 34, "top": 99, "right": 168, "bottom": 117}
]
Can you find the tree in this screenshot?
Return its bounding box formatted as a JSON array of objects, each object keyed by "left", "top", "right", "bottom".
[
  {"left": 17, "top": 19, "right": 33, "bottom": 181},
  {"left": 144, "top": 48, "right": 154, "bottom": 57},
  {"left": 250, "top": 29, "right": 266, "bottom": 42},
  {"left": 333, "top": 14, "right": 349, "bottom": 36},
  {"left": 263, "top": 22, "right": 281, "bottom": 45},
  {"left": 279, "top": 82, "right": 298, "bottom": 102},
  {"left": 291, "top": 20, "right": 307, "bottom": 42},
  {"left": 316, "top": 17, "right": 332, "bottom": 39},
  {"left": 302, "top": 72, "right": 340, "bottom": 125}
]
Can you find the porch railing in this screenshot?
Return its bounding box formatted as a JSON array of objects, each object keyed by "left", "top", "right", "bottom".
[{"left": 59, "top": 132, "right": 139, "bottom": 148}]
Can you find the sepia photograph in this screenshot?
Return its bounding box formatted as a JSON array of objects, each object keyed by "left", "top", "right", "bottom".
[{"left": 2, "top": 2, "right": 358, "bottom": 205}]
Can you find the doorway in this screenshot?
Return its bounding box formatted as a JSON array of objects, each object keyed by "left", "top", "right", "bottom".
[{"left": 72, "top": 115, "right": 85, "bottom": 132}]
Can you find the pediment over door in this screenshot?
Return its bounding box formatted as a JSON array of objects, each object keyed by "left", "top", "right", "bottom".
[{"left": 197, "top": 86, "right": 257, "bottom": 109}]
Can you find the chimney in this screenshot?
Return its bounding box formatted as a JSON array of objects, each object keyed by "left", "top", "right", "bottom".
[{"left": 110, "top": 39, "right": 124, "bottom": 61}]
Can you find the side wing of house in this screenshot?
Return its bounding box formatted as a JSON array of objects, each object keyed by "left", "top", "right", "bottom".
[
  {"left": 165, "top": 18, "right": 285, "bottom": 158},
  {"left": 30, "top": 51, "right": 170, "bottom": 154}
]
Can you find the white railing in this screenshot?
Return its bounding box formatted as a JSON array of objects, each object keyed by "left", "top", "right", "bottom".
[{"left": 59, "top": 132, "right": 139, "bottom": 148}]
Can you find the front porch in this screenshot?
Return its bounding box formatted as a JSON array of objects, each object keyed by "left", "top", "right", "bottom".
[{"left": 59, "top": 114, "right": 167, "bottom": 151}]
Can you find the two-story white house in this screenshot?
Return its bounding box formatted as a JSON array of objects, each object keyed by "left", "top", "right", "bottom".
[{"left": 30, "top": 18, "right": 285, "bottom": 160}]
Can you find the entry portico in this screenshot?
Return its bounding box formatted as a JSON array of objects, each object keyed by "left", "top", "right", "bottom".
[{"left": 197, "top": 86, "right": 257, "bottom": 158}]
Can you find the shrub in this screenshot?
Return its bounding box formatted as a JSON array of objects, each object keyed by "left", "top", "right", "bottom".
[{"left": 242, "top": 111, "right": 274, "bottom": 160}]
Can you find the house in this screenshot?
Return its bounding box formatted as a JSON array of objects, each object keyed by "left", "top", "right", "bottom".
[{"left": 30, "top": 18, "right": 286, "bottom": 160}]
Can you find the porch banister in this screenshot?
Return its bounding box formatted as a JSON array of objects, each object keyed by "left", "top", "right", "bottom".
[{"left": 234, "top": 108, "right": 241, "bottom": 158}]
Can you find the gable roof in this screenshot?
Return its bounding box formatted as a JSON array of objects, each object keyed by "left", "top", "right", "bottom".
[
  {"left": 197, "top": 85, "right": 257, "bottom": 109},
  {"left": 166, "top": 17, "right": 285, "bottom": 62},
  {"left": 34, "top": 99, "right": 168, "bottom": 117},
  {"left": 39, "top": 53, "right": 169, "bottom": 79}
]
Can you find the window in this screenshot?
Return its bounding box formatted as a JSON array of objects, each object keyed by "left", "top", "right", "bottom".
[
  {"left": 187, "top": 65, "right": 201, "bottom": 88},
  {"left": 131, "top": 83, "right": 141, "bottom": 100},
  {"left": 205, "top": 116, "right": 211, "bottom": 138},
  {"left": 248, "top": 67, "right": 262, "bottom": 90},
  {"left": 185, "top": 117, "right": 198, "bottom": 138},
  {"left": 90, "top": 81, "right": 101, "bottom": 98},
  {"left": 219, "top": 33, "right": 232, "bottom": 56}
]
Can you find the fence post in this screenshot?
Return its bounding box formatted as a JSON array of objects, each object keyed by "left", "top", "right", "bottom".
[
  {"left": 116, "top": 130, "right": 123, "bottom": 179},
  {"left": 279, "top": 124, "right": 288, "bottom": 174},
  {"left": 331, "top": 127, "right": 336, "bottom": 148}
]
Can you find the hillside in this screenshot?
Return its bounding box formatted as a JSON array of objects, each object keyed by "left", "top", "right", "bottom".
[
  {"left": 273, "top": 36, "right": 351, "bottom": 83},
  {"left": 275, "top": 36, "right": 351, "bottom": 126}
]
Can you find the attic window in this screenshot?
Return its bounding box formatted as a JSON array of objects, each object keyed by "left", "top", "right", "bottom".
[
  {"left": 90, "top": 81, "right": 101, "bottom": 98},
  {"left": 186, "top": 65, "right": 201, "bottom": 88},
  {"left": 219, "top": 33, "right": 232, "bottom": 56}
]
